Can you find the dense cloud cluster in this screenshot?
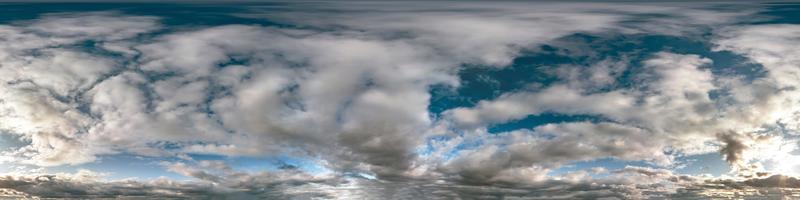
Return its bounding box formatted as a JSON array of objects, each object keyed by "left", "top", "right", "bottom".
[
  {"left": 0, "top": 1, "right": 800, "bottom": 199},
  {"left": 1, "top": 165, "right": 796, "bottom": 199},
  {"left": 0, "top": 166, "right": 716, "bottom": 199},
  {"left": 0, "top": 168, "right": 344, "bottom": 199}
]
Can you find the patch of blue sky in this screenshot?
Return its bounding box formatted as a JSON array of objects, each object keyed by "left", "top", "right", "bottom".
[
  {"left": 417, "top": 124, "right": 488, "bottom": 161},
  {"left": 423, "top": 32, "right": 772, "bottom": 171},
  {"left": 429, "top": 32, "right": 764, "bottom": 122},
  {"left": 753, "top": 3, "right": 800, "bottom": 24},
  {"left": 448, "top": 142, "right": 484, "bottom": 162},
  {"left": 771, "top": 121, "right": 800, "bottom": 136},
  {"left": 46, "top": 153, "right": 187, "bottom": 181},
  {"left": 673, "top": 153, "right": 731, "bottom": 176},
  {"left": 186, "top": 153, "right": 331, "bottom": 175},
  {"left": 548, "top": 153, "right": 730, "bottom": 178},
  {"left": 487, "top": 113, "right": 601, "bottom": 134},
  {"left": 140, "top": 140, "right": 330, "bottom": 176},
  {"left": 416, "top": 135, "right": 450, "bottom": 157},
  {"left": 0, "top": 132, "right": 28, "bottom": 151},
  {"left": 631, "top": 35, "right": 765, "bottom": 80},
  {"left": 548, "top": 158, "right": 658, "bottom": 178},
  {"left": 441, "top": 138, "right": 486, "bottom": 162},
  {"left": 0, "top": 3, "right": 288, "bottom": 27},
  {"left": 570, "top": 34, "right": 766, "bottom": 89},
  {"left": 427, "top": 51, "right": 570, "bottom": 116}
]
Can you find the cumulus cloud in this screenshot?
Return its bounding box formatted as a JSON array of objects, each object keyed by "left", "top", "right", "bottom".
[
  {"left": 704, "top": 24, "right": 800, "bottom": 176},
  {"left": 0, "top": 1, "right": 798, "bottom": 199},
  {"left": 8, "top": 2, "right": 732, "bottom": 173},
  {"left": 439, "top": 52, "right": 719, "bottom": 171},
  {"left": 714, "top": 24, "right": 800, "bottom": 130},
  {"left": 0, "top": 13, "right": 158, "bottom": 166}
]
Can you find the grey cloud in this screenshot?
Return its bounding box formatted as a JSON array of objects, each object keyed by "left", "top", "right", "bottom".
[
  {"left": 241, "top": 2, "right": 753, "bottom": 66},
  {"left": 434, "top": 41, "right": 800, "bottom": 184},
  {"left": 0, "top": 170, "right": 216, "bottom": 199},
  {"left": 0, "top": 170, "right": 673, "bottom": 199},
  {"left": 0, "top": 166, "right": 345, "bottom": 199},
  {"left": 709, "top": 24, "right": 800, "bottom": 173},
  {"left": 3, "top": 165, "right": 799, "bottom": 199},
  {"left": 0, "top": 1, "right": 671, "bottom": 175},
  {"left": 671, "top": 175, "right": 800, "bottom": 199},
  {"left": 445, "top": 52, "right": 717, "bottom": 134},
  {"left": 740, "top": 175, "right": 800, "bottom": 188},
  {"left": 0, "top": 13, "right": 159, "bottom": 166},
  {"left": 439, "top": 52, "right": 718, "bottom": 178},
  {"left": 612, "top": 166, "right": 674, "bottom": 178},
  {"left": 718, "top": 132, "right": 747, "bottom": 167},
  {"left": 0, "top": 1, "right": 793, "bottom": 193},
  {"left": 438, "top": 122, "right": 671, "bottom": 185}
]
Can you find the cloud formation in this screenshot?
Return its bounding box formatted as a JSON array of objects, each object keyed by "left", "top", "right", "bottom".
[{"left": 0, "top": 1, "right": 799, "bottom": 199}]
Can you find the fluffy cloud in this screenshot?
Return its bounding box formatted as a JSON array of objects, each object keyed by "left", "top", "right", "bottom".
[
  {"left": 440, "top": 52, "right": 719, "bottom": 169},
  {"left": 714, "top": 24, "right": 800, "bottom": 131},
  {"left": 0, "top": 1, "right": 798, "bottom": 199},
  {"left": 6, "top": 2, "right": 699, "bottom": 174},
  {"left": 704, "top": 24, "right": 800, "bottom": 175},
  {"left": 0, "top": 13, "right": 158, "bottom": 166}
]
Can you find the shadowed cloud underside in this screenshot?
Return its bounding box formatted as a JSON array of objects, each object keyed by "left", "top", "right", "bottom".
[{"left": 1, "top": 1, "right": 800, "bottom": 199}]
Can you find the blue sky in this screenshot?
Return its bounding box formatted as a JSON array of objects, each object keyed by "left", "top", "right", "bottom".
[{"left": 1, "top": 1, "right": 800, "bottom": 199}]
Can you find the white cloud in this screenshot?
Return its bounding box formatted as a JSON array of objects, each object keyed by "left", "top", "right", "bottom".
[
  {"left": 714, "top": 24, "right": 800, "bottom": 130},
  {"left": 0, "top": 13, "right": 160, "bottom": 167},
  {"left": 433, "top": 49, "right": 800, "bottom": 182},
  {"left": 0, "top": 2, "right": 788, "bottom": 197}
]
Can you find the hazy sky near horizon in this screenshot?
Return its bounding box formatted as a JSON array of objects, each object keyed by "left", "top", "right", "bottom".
[{"left": 1, "top": 1, "right": 800, "bottom": 199}]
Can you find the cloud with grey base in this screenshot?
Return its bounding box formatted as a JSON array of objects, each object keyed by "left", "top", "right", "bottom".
[{"left": 0, "top": 1, "right": 800, "bottom": 199}]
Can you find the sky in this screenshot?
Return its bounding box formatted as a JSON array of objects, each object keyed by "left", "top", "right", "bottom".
[{"left": 1, "top": 1, "right": 800, "bottom": 199}]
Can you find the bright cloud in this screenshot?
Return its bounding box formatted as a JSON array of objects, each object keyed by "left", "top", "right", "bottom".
[{"left": 0, "top": 1, "right": 799, "bottom": 199}]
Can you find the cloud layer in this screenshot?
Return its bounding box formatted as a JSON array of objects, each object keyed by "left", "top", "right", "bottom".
[{"left": 0, "top": 1, "right": 799, "bottom": 199}]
